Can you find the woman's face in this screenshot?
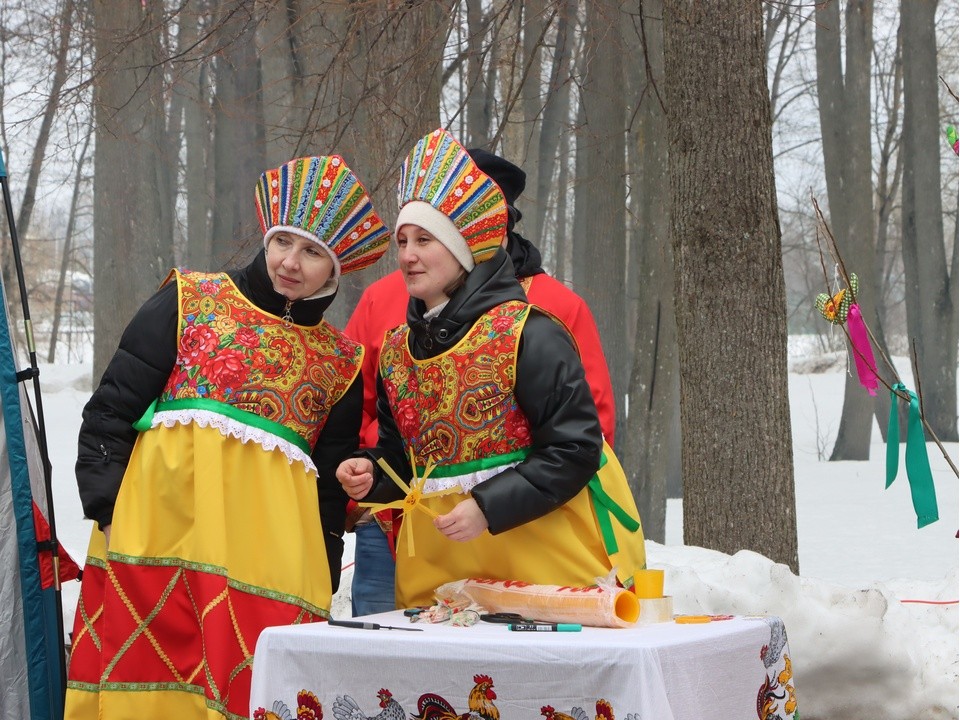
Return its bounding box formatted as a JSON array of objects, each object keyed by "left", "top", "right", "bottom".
[
  {"left": 266, "top": 232, "right": 335, "bottom": 301},
  {"left": 396, "top": 224, "right": 464, "bottom": 310}
]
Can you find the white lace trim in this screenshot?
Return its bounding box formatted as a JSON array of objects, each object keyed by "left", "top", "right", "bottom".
[
  {"left": 423, "top": 460, "right": 520, "bottom": 495},
  {"left": 151, "top": 409, "right": 316, "bottom": 475}
]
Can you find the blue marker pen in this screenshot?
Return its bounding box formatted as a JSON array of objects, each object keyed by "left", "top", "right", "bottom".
[{"left": 508, "top": 623, "right": 582, "bottom": 632}]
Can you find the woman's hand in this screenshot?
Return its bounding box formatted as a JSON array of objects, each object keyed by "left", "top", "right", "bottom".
[
  {"left": 102, "top": 524, "right": 112, "bottom": 549},
  {"left": 434, "top": 497, "right": 488, "bottom": 542},
  {"left": 336, "top": 458, "right": 374, "bottom": 500}
]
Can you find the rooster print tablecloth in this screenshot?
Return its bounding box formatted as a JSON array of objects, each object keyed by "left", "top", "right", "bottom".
[{"left": 250, "top": 613, "right": 797, "bottom": 720}]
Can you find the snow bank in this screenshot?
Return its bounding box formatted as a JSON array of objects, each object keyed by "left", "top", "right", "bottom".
[{"left": 649, "top": 541, "right": 958, "bottom": 720}]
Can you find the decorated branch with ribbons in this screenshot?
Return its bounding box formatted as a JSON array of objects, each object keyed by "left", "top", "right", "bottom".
[{"left": 811, "top": 199, "right": 955, "bottom": 529}]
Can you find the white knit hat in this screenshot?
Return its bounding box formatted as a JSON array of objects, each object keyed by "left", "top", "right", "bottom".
[{"left": 395, "top": 200, "right": 475, "bottom": 271}]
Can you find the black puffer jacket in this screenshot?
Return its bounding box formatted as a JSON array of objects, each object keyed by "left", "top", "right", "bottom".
[
  {"left": 75, "top": 251, "right": 359, "bottom": 590},
  {"left": 364, "top": 248, "right": 602, "bottom": 534}
]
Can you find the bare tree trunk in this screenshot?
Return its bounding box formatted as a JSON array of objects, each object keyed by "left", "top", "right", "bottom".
[
  {"left": 623, "top": 0, "right": 678, "bottom": 543},
  {"left": 466, "top": 0, "right": 490, "bottom": 147},
  {"left": 211, "top": 0, "right": 264, "bottom": 268},
  {"left": 160, "top": 1, "right": 190, "bottom": 268},
  {"left": 663, "top": 0, "right": 799, "bottom": 572},
  {"left": 874, "top": 28, "right": 903, "bottom": 330},
  {"left": 900, "top": 0, "right": 957, "bottom": 441},
  {"left": 91, "top": 0, "right": 168, "bottom": 379},
  {"left": 15, "top": 0, "right": 75, "bottom": 242},
  {"left": 573, "top": 0, "right": 628, "bottom": 441},
  {"left": 510, "top": 0, "right": 544, "bottom": 236},
  {"left": 183, "top": 0, "right": 214, "bottom": 268},
  {"left": 816, "top": 0, "right": 892, "bottom": 460},
  {"left": 555, "top": 128, "right": 570, "bottom": 281},
  {"left": 346, "top": 0, "right": 448, "bottom": 196},
  {"left": 535, "top": 0, "right": 575, "bottom": 266},
  {"left": 48, "top": 123, "right": 92, "bottom": 363}
]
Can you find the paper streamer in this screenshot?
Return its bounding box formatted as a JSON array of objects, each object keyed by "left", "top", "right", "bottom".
[
  {"left": 886, "top": 383, "right": 939, "bottom": 529},
  {"left": 847, "top": 304, "right": 878, "bottom": 395},
  {"left": 436, "top": 577, "right": 640, "bottom": 628}
]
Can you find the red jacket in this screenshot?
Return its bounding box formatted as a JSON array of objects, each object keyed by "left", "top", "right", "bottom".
[{"left": 344, "top": 269, "right": 615, "bottom": 448}]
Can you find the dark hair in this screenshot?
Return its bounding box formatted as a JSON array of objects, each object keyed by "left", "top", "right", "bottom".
[{"left": 443, "top": 267, "right": 468, "bottom": 297}]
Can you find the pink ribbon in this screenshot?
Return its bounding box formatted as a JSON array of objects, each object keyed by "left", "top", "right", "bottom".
[{"left": 848, "top": 304, "right": 878, "bottom": 395}]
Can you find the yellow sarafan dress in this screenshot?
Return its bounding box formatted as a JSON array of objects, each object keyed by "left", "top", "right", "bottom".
[
  {"left": 65, "top": 271, "right": 361, "bottom": 720},
  {"left": 377, "top": 300, "right": 645, "bottom": 609}
]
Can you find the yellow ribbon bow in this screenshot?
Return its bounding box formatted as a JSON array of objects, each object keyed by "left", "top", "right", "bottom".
[{"left": 359, "top": 448, "right": 447, "bottom": 557}]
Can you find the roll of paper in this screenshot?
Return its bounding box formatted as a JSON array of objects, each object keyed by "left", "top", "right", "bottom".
[{"left": 436, "top": 577, "right": 640, "bottom": 628}]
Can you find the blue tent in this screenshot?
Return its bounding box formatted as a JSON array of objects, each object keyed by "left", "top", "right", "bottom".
[{"left": 0, "top": 150, "right": 69, "bottom": 720}]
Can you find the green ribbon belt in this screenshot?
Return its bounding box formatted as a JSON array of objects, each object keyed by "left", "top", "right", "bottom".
[
  {"left": 587, "top": 452, "right": 641, "bottom": 554},
  {"left": 885, "top": 383, "right": 938, "bottom": 529},
  {"left": 415, "top": 448, "right": 530, "bottom": 479},
  {"left": 133, "top": 396, "right": 311, "bottom": 455}
]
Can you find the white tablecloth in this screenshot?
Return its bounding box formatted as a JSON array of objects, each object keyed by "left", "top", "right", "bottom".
[{"left": 250, "top": 612, "right": 797, "bottom": 720}]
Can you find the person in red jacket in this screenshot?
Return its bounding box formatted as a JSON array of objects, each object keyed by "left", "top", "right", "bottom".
[{"left": 344, "top": 148, "right": 616, "bottom": 616}]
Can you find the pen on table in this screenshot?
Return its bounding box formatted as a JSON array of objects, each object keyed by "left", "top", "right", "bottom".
[
  {"left": 328, "top": 618, "right": 423, "bottom": 631},
  {"left": 508, "top": 623, "right": 582, "bottom": 632}
]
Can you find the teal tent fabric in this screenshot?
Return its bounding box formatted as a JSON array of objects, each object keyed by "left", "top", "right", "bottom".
[{"left": 0, "top": 272, "right": 64, "bottom": 720}]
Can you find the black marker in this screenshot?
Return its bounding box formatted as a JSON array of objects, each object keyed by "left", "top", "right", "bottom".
[{"left": 508, "top": 623, "right": 582, "bottom": 632}]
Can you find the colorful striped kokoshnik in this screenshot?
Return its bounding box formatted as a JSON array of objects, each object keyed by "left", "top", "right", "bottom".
[
  {"left": 397, "top": 129, "right": 508, "bottom": 265},
  {"left": 255, "top": 155, "right": 389, "bottom": 275}
]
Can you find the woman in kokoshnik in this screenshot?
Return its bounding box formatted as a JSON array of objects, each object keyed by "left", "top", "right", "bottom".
[
  {"left": 65, "top": 155, "right": 389, "bottom": 720},
  {"left": 335, "top": 129, "right": 646, "bottom": 610}
]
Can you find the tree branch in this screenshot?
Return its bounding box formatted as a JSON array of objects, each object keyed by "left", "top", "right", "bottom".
[{"left": 812, "top": 196, "right": 959, "bottom": 478}]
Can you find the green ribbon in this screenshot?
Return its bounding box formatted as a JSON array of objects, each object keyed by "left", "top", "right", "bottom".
[
  {"left": 886, "top": 383, "right": 939, "bottom": 529},
  {"left": 132, "top": 398, "right": 158, "bottom": 432},
  {"left": 132, "top": 396, "right": 311, "bottom": 454},
  {"left": 587, "top": 452, "right": 641, "bottom": 554},
  {"left": 415, "top": 448, "right": 530, "bottom": 479}
]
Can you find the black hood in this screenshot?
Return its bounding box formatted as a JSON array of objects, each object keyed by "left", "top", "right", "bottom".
[
  {"left": 406, "top": 247, "right": 526, "bottom": 357},
  {"left": 466, "top": 146, "right": 544, "bottom": 279},
  {"left": 506, "top": 230, "right": 544, "bottom": 278},
  {"left": 230, "top": 250, "right": 336, "bottom": 326}
]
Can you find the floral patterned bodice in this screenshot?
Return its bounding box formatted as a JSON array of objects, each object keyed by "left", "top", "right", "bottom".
[
  {"left": 155, "top": 270, "right": 361, "bottom": 460},
  {"left": 379, "top": 300, "right": 533, "bottom": 492}
]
